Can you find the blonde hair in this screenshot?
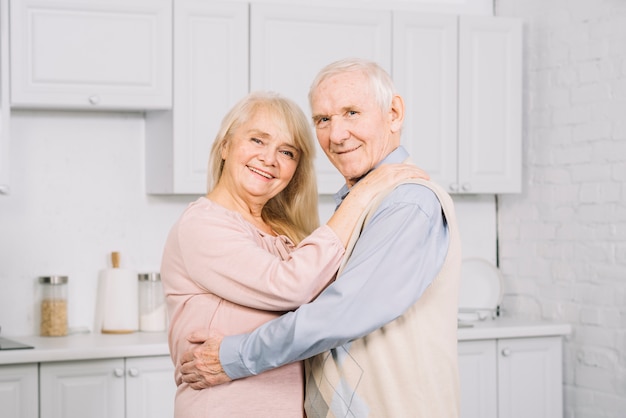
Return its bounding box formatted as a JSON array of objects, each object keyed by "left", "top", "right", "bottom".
[
  {"left": 308, "top": 58, "right": 395, "bottom": 113},
  {"left": 207, "top": 91, "right": 319, "bottom": 243}
]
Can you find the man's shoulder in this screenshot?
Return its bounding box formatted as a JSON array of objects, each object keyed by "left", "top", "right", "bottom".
[{"left": 386, "top": 180, "right": 444, "bottom": 207}]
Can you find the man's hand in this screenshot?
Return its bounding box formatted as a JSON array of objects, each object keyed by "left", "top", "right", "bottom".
[{"left": 178, "top": 330, "right": 232, "bottom": 390}]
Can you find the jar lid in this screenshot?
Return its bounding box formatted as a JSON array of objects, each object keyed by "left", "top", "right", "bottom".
[
  {"left": 39, "top": 276, "right": 68, "bottom": 285},
  {"left": 138, "top": 272, "right": 161, "bottom": 282}
]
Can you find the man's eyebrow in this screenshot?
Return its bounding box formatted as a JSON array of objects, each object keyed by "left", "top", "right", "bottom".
[{"left": 312, "top": 106, "right": 354, "bottom": 121}]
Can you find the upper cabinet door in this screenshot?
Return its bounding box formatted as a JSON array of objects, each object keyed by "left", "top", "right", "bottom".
[
  {"left": 395, "top": 13, "right": 522, "bottom": 194},
  {"left": 0, "top": 0, "right": 10, "bottom": 195},
  {"left": 145, "top": 0, "right": 248, "bottom": 195},
  {"left": 393, "top": 13, "right": 458, "bottom": 191},
  {"left": 250, "top": 3, "right": 392, "bottom": 194},
  {"left": 10, "top": 0, "right": 172, "bottom": 110},
  {"left": 459, "top": 16, "right": 523, "bottom": 194}
]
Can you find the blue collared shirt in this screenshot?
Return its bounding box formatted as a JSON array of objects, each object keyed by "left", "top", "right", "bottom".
[{"left": 220, "top": 146, "right": 449, "bottom": 378}]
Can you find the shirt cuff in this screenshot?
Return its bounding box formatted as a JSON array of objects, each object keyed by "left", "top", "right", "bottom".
[{"left": 219, "top": 334, "right": 253, "bottom": 380}]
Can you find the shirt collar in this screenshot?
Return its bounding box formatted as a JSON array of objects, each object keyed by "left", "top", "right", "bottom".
[{"left": 333, "top": 146, "right": 409, "bottom": 207}]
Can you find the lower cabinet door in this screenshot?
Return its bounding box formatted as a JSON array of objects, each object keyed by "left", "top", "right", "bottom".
[
  {"left": 458, "top": 340, "right": 498, "bottom": 418},
  {"left": 40, "top": 359, "right": 125, "bottom": 418},
  {"left": 497, "top": 336, "right": 563, "bottom": 418},
  {"left": 0, "top": 363, "right": 38, "bottom": 418},
  {"left": 125, "top": 356, "right": 176, "bottom": 418}
]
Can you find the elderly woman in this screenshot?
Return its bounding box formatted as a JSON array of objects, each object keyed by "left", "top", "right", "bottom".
[{"left": 160, "top": 91, "right": 423, "bottom": 417}]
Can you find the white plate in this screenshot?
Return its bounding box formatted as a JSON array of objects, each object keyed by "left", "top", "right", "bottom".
[{"left": 458, "top": 258, "right": 503, "bottom": 312}]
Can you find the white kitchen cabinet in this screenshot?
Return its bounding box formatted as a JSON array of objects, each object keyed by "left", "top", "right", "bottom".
[
  {"left": 40, "top": 358, "right": 125, "bottom": 418},
  {"left": 393, "top": 13, "right": 459, "bottom": 194},
  {"left": 145, "top": 2, "right": 521, "bottom": 196},
  {"left": 458, "top": 336, "right": 564, "bottom": 418},
  {"left": 10, "top": 0, "right": 172, "bottom": 110},
  {"left": 458, "top": 340, "right": 498, "bottom": 418},
  {"left": 40, "top": 355, "right": 175, "bottom": 418},
  {"left": 0, "top": 363, "right": 38, "bottom": 418},
  {"left": 250, "top": 3, "right": 392, "bottom": 194},
  {"left": 0, "top": 0, "right": 9, "bottom": 195},
  {"left": 145, "top": 0, "right": 248, "bottom": 194},
  {"left": 125, "top": 356, "right": 176, "bottom": 418},
  {"left": 394, "top": 13, "right": 522, "bottom": 194},
  {"left": 497, "top": 336, "right": 563, "bottom": 418}
]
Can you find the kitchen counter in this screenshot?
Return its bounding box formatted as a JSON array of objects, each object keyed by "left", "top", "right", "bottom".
[
  {"left": 0, "top": 331, "right": 169, "bottom": 365},
  {"left": 0, "top": 318, "right": 571, "bottom": 366},
  {"left": 457, "top": 317, "right": 572, "bottom": 341}
]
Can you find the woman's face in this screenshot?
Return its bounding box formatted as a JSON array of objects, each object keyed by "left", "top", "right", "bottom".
[{"left": 220, "top": 108, "right": 300, "bottom": 205}]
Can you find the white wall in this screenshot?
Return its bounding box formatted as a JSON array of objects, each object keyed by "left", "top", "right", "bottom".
[
  {"left": 495, "top": 0, "right": 626, "bottom": 416},
  {"left": 0, "top": 109, "right": 496, "bottom": 337},
  {"left": 0, "top": 110, "right": 194, "bottom": 335}
]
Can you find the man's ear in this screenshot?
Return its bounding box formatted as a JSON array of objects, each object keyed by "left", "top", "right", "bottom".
[{"left": 389, "top": 95, "right": 405, "bottom": 133}]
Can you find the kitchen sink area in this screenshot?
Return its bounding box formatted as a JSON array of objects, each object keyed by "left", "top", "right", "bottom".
[{"left": 0, "top": 336, "right": 33, "bottom": 350}]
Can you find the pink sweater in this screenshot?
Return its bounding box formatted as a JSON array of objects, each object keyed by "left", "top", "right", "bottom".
[{"left": 160, "top": 197, "right": 344, "bottom": 418}]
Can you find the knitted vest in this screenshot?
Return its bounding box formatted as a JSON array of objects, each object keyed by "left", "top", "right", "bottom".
[{"left": 304, "top": 179, "right": 461, "bottom": 418}]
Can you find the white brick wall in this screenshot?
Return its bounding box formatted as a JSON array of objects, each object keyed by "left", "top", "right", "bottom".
[{"left": 495, "top": 0, "right": 626, "bottom": 416}]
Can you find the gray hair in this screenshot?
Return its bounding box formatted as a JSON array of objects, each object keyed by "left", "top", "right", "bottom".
[{"left": 308, "top": 58, "right": 396, "bottom": 113}]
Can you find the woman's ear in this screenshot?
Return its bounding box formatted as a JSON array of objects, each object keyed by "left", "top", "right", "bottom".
[
  {"left": 389, "top": 95, "right": 405, "bottom": 133},
  {"left": 220, "top": 140, "right": 229, "bottom": 160}
]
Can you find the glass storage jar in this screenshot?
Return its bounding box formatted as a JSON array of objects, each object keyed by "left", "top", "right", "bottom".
[
  {"left": 39, "top": 275, "right": 68, "bottom": 336},
  {"left": 138, "top": 273, "right": 167, "bottom": 332}
]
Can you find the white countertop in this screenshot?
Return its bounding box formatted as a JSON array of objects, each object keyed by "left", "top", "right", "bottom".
[
  {"left": 0, "top": 331, "right": 169, "bottom": 365},
  {"left": 457, "top": 317, "right": 572, "bottom": 341},
  {"left": 0, "top": 318, "right": 572, "bottom": 366}
]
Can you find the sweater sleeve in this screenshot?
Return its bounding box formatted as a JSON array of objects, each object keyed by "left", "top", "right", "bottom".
[
  {"left": 220, "top": 184, "right": 449, "bottom": 378},
  {"left": 171, "top": 204, "right": 345, "bottom": 312}
]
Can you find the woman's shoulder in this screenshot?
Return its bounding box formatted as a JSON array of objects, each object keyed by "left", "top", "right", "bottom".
[{"left": 177, "top": 196, "right": 247, "bottom": 232}]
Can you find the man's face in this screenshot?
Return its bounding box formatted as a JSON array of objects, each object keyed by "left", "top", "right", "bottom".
[{"left": 311, "top": 71, "right": 397, "bottom": 187}]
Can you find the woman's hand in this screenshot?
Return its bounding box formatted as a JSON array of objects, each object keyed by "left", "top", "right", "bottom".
[
  {"left": 349, "top": 163, "right": 430, "bottom": 204},
  {"left": 326, "top": 164, "right": 430, "bottom": 248}
]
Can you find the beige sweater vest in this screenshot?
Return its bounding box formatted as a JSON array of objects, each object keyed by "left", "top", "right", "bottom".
[{"left": 304, "top": 179, "right": 462, "bottom": 418}]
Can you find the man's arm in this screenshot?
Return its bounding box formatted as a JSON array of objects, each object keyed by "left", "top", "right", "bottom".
[{"left": 181, "top": 184, "right": 448, "bottom": 386}]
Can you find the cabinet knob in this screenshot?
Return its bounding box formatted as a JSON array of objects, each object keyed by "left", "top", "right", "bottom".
[
  {"left": 449, "top": 183, "right": 459, "bottom": 192},
  {"left": 88, "top": 95, "right": 101, "bottom": 105},
  {"left": 501, "top": 347, "right": 512, "bottom": 357},
  {"left": 462, "top": 183, "right": 471, "bottom": 192},
  {"left": 128, "top": 368, "right": 140, "bottom": 377},
  {"left": 114, "top": 368, "right": 124, "bottom": 377}
]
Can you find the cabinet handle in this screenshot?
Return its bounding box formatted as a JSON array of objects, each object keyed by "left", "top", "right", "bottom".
[
  {"left": 449, "top": 183, "right": 459, "bottom": 192},
  {"left": 461, "top": 183, "right": 471, "bottom": 192},
  {"left": 114, "top": 368, "right": 124, "bottom": 377},
  {"left": 128, "top": 368, "right": 140, "bottom": 378},
  {"left": 501, "top": 348, "right": 512, "bottom": 357},
  {"left": 88, "top": 95, "right": 101, "bottom": 105}
]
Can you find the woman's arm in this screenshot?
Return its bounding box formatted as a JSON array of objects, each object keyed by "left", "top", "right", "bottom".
[{"left": 326, "top": 163, "right": 428, "bottom": 247}]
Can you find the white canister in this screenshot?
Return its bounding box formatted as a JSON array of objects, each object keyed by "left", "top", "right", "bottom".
[{"left": 138, "top": 273, "right": 167, "bottom": 332}]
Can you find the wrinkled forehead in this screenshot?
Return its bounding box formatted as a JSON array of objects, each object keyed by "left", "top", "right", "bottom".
[{"left": 312, "top": 73, "right": 373, "bottom": 112}]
